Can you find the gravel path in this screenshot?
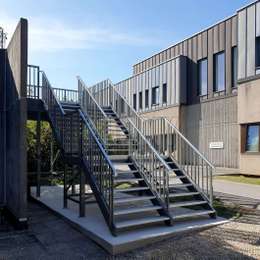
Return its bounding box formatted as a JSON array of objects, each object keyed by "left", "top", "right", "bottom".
[{"left": 0, "top": 194, "right": 259, "bottom": 259}]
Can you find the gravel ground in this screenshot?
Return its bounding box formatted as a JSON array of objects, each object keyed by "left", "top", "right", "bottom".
[{"left": 0, "top": 194, "right": 259, "bottom": 260}]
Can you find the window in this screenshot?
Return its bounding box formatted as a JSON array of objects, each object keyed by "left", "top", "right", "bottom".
[
  {"left": 145, "top": 89, "right": 149, "bottom": 108},
  {"left": 133, "top": 94, "right": 137, "bottom": 110},
  {"left": 152, "top": 86, "right": 159, "bottom": 105},
  {"left": 139, "top": 91, "right": 142, "bottom": 109},
  {"left": 214, "top": 52, "right": 225, "bottom": 92},
  {"left": 256, "top": 36, "right": 260, "bottom": 74},
  {"left": 232, "top": 47, "right": 238, "bottom": 88},
  {"left": 198, "top": 58, "right": 208, "bottom": 96},
  {"left": 162, "top": 83, "right": 167, "bottom": 104},
  {"left": 245, "top": 124, "right": 260, "bottom": 152}
]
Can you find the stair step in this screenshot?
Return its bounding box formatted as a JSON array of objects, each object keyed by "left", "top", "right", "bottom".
[
  {"left": 115, "top": 170, "right": 138, "bottom": 174},
  {"left": 114, "top": 205, "right": 162, "bottom": 216},
  {"left": 169, "top": 183, "right": 193, "bottom": 188},
  {"left": 169, "top": 192, "right": 200, "bottom": 198},
  {"left": 114, "top": 195, "right": 155, "bottom": 204},
  {"left": 115, "top": 186, "right": 149, "bottom": 193},
  {"left": 172, "top": 210, "right": 215, "bottom": 220},
  {"left": 115, "top": 216, "right": 169, "bottom": 230},
  {"left": 114, "top": 177, "right": 143, "bottom": 183},
  {"left": 170, "top": 200, "right": 207, "bottom": 208}
]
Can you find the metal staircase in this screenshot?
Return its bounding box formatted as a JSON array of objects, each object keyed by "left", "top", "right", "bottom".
[
  {"left": 27, "top": 65, "right": 216, "bottom": 237},
  {"left": 85, "top": 78, "right": 216, "bottom": 223}
]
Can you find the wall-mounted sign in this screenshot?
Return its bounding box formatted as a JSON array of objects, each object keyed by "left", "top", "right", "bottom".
[{"left": 209, "top": 142, "right": 224, "bottom": 149}]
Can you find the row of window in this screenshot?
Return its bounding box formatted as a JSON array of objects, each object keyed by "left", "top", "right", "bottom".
[
  {"left": 199, "top": 36, "right": 260, "bottom": 96},
  {"left": 198, "top": 47, "right": 237, "bottom": 96},
  {"left": 133, "top": 83, "right": 167, "bottom": 110}
]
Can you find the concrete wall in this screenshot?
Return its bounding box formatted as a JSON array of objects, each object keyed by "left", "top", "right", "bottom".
[
  {"left": 5, "top": 18, "right": 28, "bottom": 225},
  {"left": 0, "top": 49, "right": 6, "bottom": 206},
  {"left": 182, "top": 96, "right": 238, "bottom": 168},
  {"left": 238, "top": 77, "right": 260, "bottom": 175}
]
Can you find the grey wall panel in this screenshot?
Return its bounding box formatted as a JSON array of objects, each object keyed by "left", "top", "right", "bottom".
[
  {"left": 246, "top": 5, "right": 256, "bottom": 77},
  {"left": 231, "top": 16, "right": 237, "bottom": 47},
  {"left": 208, "top": 29, "right": 214, "bottom": 98},
  {"left": 197, "top": 33, "right": 202, "bottom": 60},
  {"left": 202, "top": 31, "right": 208, "bottom": 58},
  {"left": 183, "top": 96, "right": 238, "bottom": 168},
  {"left": 257, "top": 2, "right": 260, "bottom": 36},
  {"left": 213, "top": 25, "right": 219, "bottom": 53},
  {"left": 238, "top": 9, "right": 246, "bottom": 79},
  {"left": 225, "top": 19, "right": 232, "bottom": 94},
  {"left": 219, "top": 22, "right": 225, "bottom": 51}
]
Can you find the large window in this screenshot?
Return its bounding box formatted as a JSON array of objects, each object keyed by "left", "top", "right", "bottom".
[
  {"left": 256, "top": 36, "right": 260, "bottom": 74},
  {"left": 152, "top": 86, "right": 159, "bottom": 105},
  {"left": 162, "top": 83, "right": 167, "bottom": 104},
  {"left": 214, "top": 52, "right": 225, "bottom": 92},
  {"left": 145, "top": 89, "right": 149, "bottom": 108},
  {"left": 198, "top": 58, "right": 208, "bottom": 96},
  {"left": 139, "top": 91, "right": 142, "bottom": 109},
  {"left": 245, "top": 124, "right": 260, "bottom": 152},
  {"left": 133, "top": 93, "right": 137, "bottom": 110},
  {"left": 232, "top": 47, "right": 238, "bottom": 88}
]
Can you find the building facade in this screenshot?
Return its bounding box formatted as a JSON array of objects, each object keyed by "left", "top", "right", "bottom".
[{"left": 115, "top": 1, "right": 260, "bottom": 175}]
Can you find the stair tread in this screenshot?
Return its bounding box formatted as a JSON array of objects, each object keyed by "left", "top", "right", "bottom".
[
  {"left": 114, "top": 178, "right": 143, "bottom": 183},
  {"left": 114, "top": 205, "right": 162, "bottom": 216},
  {"left": 172, "top": 210, "right": 215, "bottom": 220},
  {"left": 115, "top": 216, "right": 169, "bottom": 229},
  {"left": 169, "top": 191, "right": 200, "bottom": 198},
  {"left": 115, "top": 186, "right": 149, "bottom": 192},
  {"left": 114, "top": 195, "right": 155, "bottom": 203},
  {"left": 169, "top": 183, "right": 193, "bottom": 188},
  {"left": 116, "top": 170, "right": 138, "bottom": 174},
  {"left": 170, "top": 200, "right": 207, "bottom": 208}
]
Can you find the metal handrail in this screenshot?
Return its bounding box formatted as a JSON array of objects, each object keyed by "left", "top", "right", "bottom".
[
  {"left": 142, "top": 117, "right": 214, "bottom": 205},
  {"left": 127, "top": 118, "right": 171, "bottom": 208},
  {"left": 53, "top": 87, "right": 78, "bottom": 104}
]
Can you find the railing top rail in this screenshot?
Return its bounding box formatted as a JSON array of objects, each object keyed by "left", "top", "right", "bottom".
[
  {"left": 107, "top": 79, "right": 144, "bottom": 120},
  {"left": 145, "top": 117, "right": 214, "bottom": 169},
  {"left": 128, "top": 118, "right": 172, "bottom": 172},
  {"left": 77, "top": 76, "right": 109, "bottom": 119},
  {"left": 78, "top": 109, "right": 116, "bottom": 174},
  {"left": 41, "top": 70, "right": 66, "bottom": 116},
  {"left": 53, "top": 87, "right": 78, "bottom": 93}
]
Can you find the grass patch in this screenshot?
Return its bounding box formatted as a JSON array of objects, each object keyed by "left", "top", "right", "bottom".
[
  {"left": 215, "top": 174, "right": 260, "bottom": 185},
  {"left": 213, "top": 198, "right": 241, "bottom": 219}
]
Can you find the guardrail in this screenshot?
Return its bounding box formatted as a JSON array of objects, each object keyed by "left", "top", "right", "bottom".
[
  {"left": 0, "top": 27, "right": 7, "bottom": 49},
  {"left": 143, "top": 117, "right": 214, "bottom": 205}
]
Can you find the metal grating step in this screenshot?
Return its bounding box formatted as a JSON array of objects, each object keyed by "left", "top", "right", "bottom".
[
  {"left": 114, "top": 195, "right": 156, "bottom": 204},
  {"left": 169, "top": 192, "right": 200, "bottom": 198},
  {"left": 115, "top": 216, "right": 169, "bottom": 230},
  {"left": 169, "top": 200, "right": 207, "bottom": 208},
  {"left": 172, "top": 210, "right": 215, "bottom": 220},
  {"left": 114, "top": 186, "right": 149, "bottom": 193},
  {"left": 114, "top": 177, "right": 143, "bottom": 183},
  {"left": 114, "top": 205, "right": 162, "bottom": 216}
]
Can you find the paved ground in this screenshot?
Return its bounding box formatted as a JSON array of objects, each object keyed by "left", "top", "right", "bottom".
[
  {"left": 214, "top": 179, "right": 260, "bottom": 202},
  {"left": 0, "top": 195, "right": 259, "bottom": 259}
]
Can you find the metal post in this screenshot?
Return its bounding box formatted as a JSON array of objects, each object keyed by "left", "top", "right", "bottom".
[
  {"left": 79, "top": 167, "right": 85, "bottom": 217},
  {"left": 36, "top": 113, "right": 41, "bottom": 197},
  {"left": 63, "top": 163, "right": 67, "bottom": 208}
]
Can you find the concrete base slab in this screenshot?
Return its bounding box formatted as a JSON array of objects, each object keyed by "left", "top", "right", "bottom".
[{"left": 31, "top": 186, "right": 227, "bottom": 255}]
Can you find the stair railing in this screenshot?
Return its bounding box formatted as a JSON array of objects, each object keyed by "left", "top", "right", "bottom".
[
  {"left": 41, "top": 71, "right": 116, "bottom": 233},
  {"left": 78, "top": 77, "right": 109, "bottom": 147},
  {"left": 142, "top": 117, "right": 214, "bottom": 205},
  {"left": 127, "top": 119, "right": 172, "bottom": 210},
  {"left": 88, "top": 79, "right": 144, "bottom": 130},
  {"left": 53, "top": 88, "right": 78, "bottom": 104}
]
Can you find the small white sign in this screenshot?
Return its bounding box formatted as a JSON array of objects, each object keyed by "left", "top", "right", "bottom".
[{"left": 209, "top": 142, "right": 224, "bottom": 149}]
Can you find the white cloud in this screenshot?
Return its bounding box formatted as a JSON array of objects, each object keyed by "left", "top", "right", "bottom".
[{"left": 0, "top": 13, "right": 160, "bottom": 52}]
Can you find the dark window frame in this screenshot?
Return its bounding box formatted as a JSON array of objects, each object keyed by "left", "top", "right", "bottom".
[
  {"left": 145, "top": 89, "right": 149, "bottom": 108},
  {"left": 231, "top": 46, "right": 238, "bottom": 89},
  {"left": 133, "top": 93, "right": 137, "bottom": 110},
  {"left": 197, "top": 58, "right": 208, "bottom": 96},
  {"left": 256, "top": 36, "right": 260, "bottom": 72},
  {"left": 162, "top": 83, "right": 167, "bottom": 104},
  {"left": 139, "top": 91, "right": 143, "bottom": 110},
  {"left": 152, "top": 86, "right": 160, "bottom": 106},
  {"left": 241, "top": 123, "right": 260, "bottom": 153},
  {"left": 213, "top": 51, "right": 226, "bottom": 92}
]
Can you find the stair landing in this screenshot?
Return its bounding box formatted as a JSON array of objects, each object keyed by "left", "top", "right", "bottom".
[{"left": 31, "top": 186, "right": 227, "bottom": 255}]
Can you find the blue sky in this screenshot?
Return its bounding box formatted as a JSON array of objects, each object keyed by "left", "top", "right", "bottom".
[{"left": 0, "top": 0, "right": 252, "bottom": 89}]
